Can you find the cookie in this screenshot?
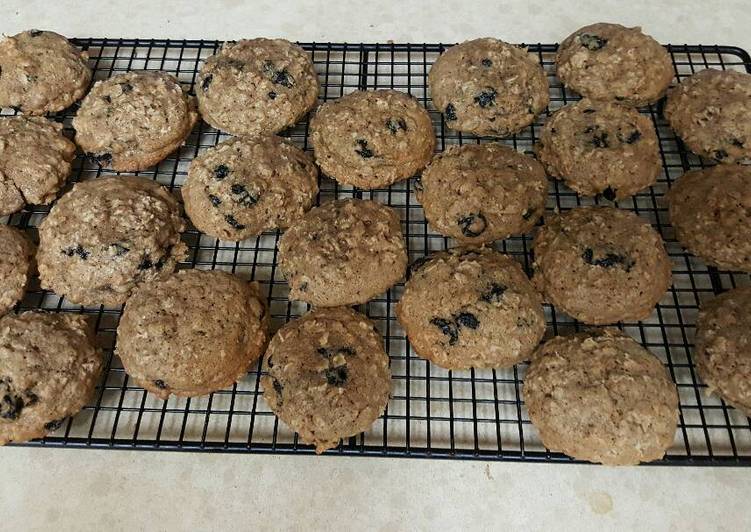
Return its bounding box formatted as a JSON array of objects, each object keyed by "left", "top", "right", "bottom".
[
  {"left": 116, "top": 269, "right": 269, "bottom": 399},
  {"left": 523, "top": 328, "right": 679, "bottom": 465},
  {"left": 0, "top": 116, "right": 76, "bottom": 215},
  {"left": 260, "top": 306, "right": 391, "bottom": 453},
  {"left": 695, "top": 287, "right": 751, "bottom": 417},
  {"left": 309, "top": 90, "right": 435, "bottom": 189},
  {"left": 665, "top": 69, "right": 751, "bottom": 163},
  {"left": 0, "top": 30, "right": 91, "bottom": 115},
  {"left": 197, "top": 38, "right": 319, "bottom": 136},
  {"left": 428, "top": 38, "right": 549, "bottom": 137},
  {"left": 72, "top": 71, "right": 198, "bottom": 172},
  {"left": 532, "top": 206, "right": 672, "bottom": 324},
  {"left": 536, "top": 99, "right": 661, "bottom": 199},
  {"left": 555, "top": 23, "right": 673, "bottom": 107},
  {"left": 279, "top": 199, "right": 407, "bottom": 307},
  {"left": 37, "top": 176, "right": 187, "bottom": 306},
  {"left": 415, "top": 143, "right": 547, "bottom": 243},
  {"left": 0, "top": 226, "right": 34, "bottom": 316},
  {"left": 0, "top": 311, "right": 103, "bottom": 445},
  {"left": 397, "top": 248, "right": 545, "bottom": 369},
  {"left": 182, "top": 135, "right": 318, "bottom": 240},
  {"left": 666, "top": 164, "right": 751, "bottom": 272}
]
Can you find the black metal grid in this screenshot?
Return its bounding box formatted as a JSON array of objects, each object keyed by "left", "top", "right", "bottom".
[{"left": 3, "top": 39, "right": 751, "bottom": 465}]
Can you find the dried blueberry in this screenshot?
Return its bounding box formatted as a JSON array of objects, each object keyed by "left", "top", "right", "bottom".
[
  {"left": 87, "top": 152, "right": 112, "bottom": 167},
  {"left": 208, "top": 194, "right": 222, "bottom": 207},
  {"left": 225, "top": 214, "right": 246, "bottom": 230},
  {"left": 262, "top": 60, "right": 295, "bottom": 87},
  {"left": 0, "top": 379, "right": 34, "bottom": 421},
  {"left": 582, "top": 247, "right": 634, "bottom": 270},
  {"left": 29, "top": 29, "right": 43, "bottom": 37},
  {"left": 474, "top": 88, "right": 497, "bottom": 108},
  {"left": 230, "top": 183, "right": 258, "bottom": 206},
  {"left": 201, "top": 74, "right": 213, "bottom": 92},
  {"left": 481, "top": 283, "right": 507, "bottom": 303},
  {"left": 137, "top": 256, "right": 154, "bottom": 270},
  {"left": 110, "top": 243, "right": 130, "bottom": 256},
  {"left": 386, "top": 117, "right": 408, "bottom": 134},
  {"left": 430, "top": 317, "right": 459, "bottom": 345},
  {"left": 120, "top": 82, "right": 133, "bottom": 93},
  {"left": 455, "top": 312, "right": 479, "bottom": 329},
  {"left": 355, "top": 139, "right": 374, "bottom": 158},
  {"left": 714, "top": 149, "right": 728, "bottom": 161},
  {"left": 268, "top": 91, "right": 277, "bottom": 100},
  {"left": 591, "top": 131, "right": 609, "bottom": 149},
  {"left": 44, "top": 418, "right": 65, "bottom": 431},
  {"left": 624, "top": 130, "right": 641, "bottom": 144},
  {"left": 602, "top": 186, "right": 617, "bottom": 201},
  {"left": 153, "top": 379, "right": 167, "bottom": 390},
  {"left": 62, "top": 244, "right": 90, "bottom": 260},
  {"left": 272, "top": 378, "right": 284, "bottom": 396},
  {"left": 324, "top": 365, "right": 348, "bottom": 387},
  {"left": 731, "top": 138, "right": 745, "bottom": 148},
  {"left": 579, "top": 33, "right": 608, "bottom": 51},
  {"left": 445, "top": 103, "right": 458, "bottom": 121},
  {"left": 481, "top": 58, "right": 493, "bottom": 67},
  {"left": 213, "top": 164, "right": 229, "bottom": 180},
  {"left": 457, "top": 212, "right": 487, "bottom": 238}
]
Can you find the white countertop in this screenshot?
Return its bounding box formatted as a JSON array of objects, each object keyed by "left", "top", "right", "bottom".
[{"left": 2, "top": 1, "right": 751, "bottom": 530}]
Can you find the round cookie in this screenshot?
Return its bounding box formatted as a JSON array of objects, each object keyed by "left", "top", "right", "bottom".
[
  {"left": 416, "top": 143, "right": 547, "bottom": 243},
  {"left": 532, "top": 206, "right": 672, "bottom": 324},
  {"left": 397, "top": 248, "right": 545, "bottom": 369},
  {"left": 536, "top": 99, "right": 661, "bottom": 199},
  {"left": 182, "top": 135, "right": 318, "bottom": 240},
  {"left": 0, "top": 226, "right": 34, "bottom": 316},
  {"left": 428, "top": 38, "right": 549, "bottom": 137},
  {"left": 666, "top": 164, "right": 751, "bottom": 272},
  {"left": 309, "top": 90, "right": 435, "bottom": 189},
  {"left": 37, "top": 176, "right": 187, "bottom": 307},
  {"left": 260, "top": 306, "right": 391, "bottom": 453},
  {"left": 0, "top": 30, "right": 91, "bottom": 115},
  {"left": 117, "top": 269, "right": 269, "bottom": 399},
  {"left": 523, "top": 328, "right": 679, "bottom": 465},
  {"left": 665, "top": 69, "right": 751, "bottom": 163},
  {"left": 196, "top": 38, "right": 319, "bottom": 136},
  {"left": 73, "top": 71, "right": 198, "bottom": 172},
  {"left": 0, "top": 311, "right": 103, "bottom": 445},
  {"left": 555, "top": 23, "right": 673, "bottom": 107},
  {"left": 278, "top": 198, "right": 407, "bottom": 307},
  {"left": 0, "top": 116, "right": 76, "bottom": 215},
  {"left": 695, "top": 287, "right": 751, "bottom": 417}
]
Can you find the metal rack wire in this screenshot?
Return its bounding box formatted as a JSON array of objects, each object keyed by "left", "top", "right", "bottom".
[{"left": 3, "top": 38, "right": 751, "bottom": 464}]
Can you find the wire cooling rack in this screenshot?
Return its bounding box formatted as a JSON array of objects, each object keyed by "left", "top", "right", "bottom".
[{"left": 3, "top": 39, "right": 751, "bottom": 465}]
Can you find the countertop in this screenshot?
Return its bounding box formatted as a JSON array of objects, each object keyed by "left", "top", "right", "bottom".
[{"left": 2, "top": 1, "right": 751, "bottom": 530}]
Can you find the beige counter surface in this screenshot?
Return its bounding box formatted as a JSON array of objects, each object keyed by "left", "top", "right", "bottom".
[{"left": 2, "top": 1, "right": 751, "bottom": 530}]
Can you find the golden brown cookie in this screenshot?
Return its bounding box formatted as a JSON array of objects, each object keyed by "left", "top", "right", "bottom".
[
  {"left": 416, "top": 143, "right": 547, "bottom": 243},
  {"left": 536, "top": 99, "right": 661, "bottom": 199},
  {"left": 37, "top": 176, "right": 187, "bottom": 307},
  {"left": 0, "top": 311, "right": 103, "bottom": 445},
  {"left": 0, "top": 226, "right": 34, "bottom": 316},
  {"left": 666, "top": 164, "right": 751, "bottom": 272},
  {"left": 197, "top": 38, "right": 319, "bottom": 136},
  {"left": 532, "top": 206, "right": 672, "bottom": 324},
  {"left": 310, "top": 90, "right": 435, "bottom": 189},
  {"left": 524, "top": 328, "right": 679, "bottom": 465},
  {"left": 182, "top": 135, "right": 318, "bottom": 240},
  {"left": 555, "top": 23, "right": 673, "bottom": 107},
  {"left": 429, "top": 38, "right": 549, "bottom": 137},
  {"left": 278, "top": 199, "right": 407, "bottom": 307},
  {"left": 260, "top": 306, "right": 391, "bottom": 453},
  {"left": 116, "top": 269, "right": 269, "bottom": 399},
  {"left": 73, "top": 71, "right": 198, "bottom": 171},
  {"left": 0, "top": 30, "right": 91, "bottom": 115},
  {"left": 397, "top": 248, "right": 545, "bottom": 369}
]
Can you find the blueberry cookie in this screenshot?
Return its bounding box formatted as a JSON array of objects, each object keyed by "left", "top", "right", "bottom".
[
  {"left": 416, "top": 143, "right": 547, "bottom": 243},
  {"left": 0, "top": 226, "right": 34, "bottom": 316},
  {"left": 260, "top": 306, "right": 391, "bottom": 453},
  {"left": 0, "top": 311, "right": 103, "bottom": 445},
  {"left": 695, "top": 287, "right": 751, "bottom": 417},
  {"left": 309, "top": 90, "right": 435, "bottom": 189},
  {"left": 536, "top": 99, "right": 661, "bottom": 199},
  {"left": 428, "top": 38, "right": 549, "bottom": 137},
  {"left": 73, "top": 71, "right": 198, "bottom": 171},
  {"left": 182, "top": 135, "right": 318, "bottom": 240},
  {"left": 37, "top": 176, "right": 187, "bottom": 306},
  {"left": 197, "top": 38, "right": 319, "bottom": 136},
  {"left": 666, "top": 165, "right": 751, "bottom": 272},
  {"left": 532, "top": 206, "right": 672, "bottom": 324},
  {"left": 665, "top": 69, "right": 751, "bottom": 163},
  {"left": 0, "top": 116, "right": 76, "bottom": 215},
  {"left": 117, "top": 269, "right": 269, "bottom": 399},
  {"left": 524, "top": 328, "right": 679, "bottom": 465},
  {"left": 278, "top": 199, "right": 407, "bottom": 307},
  {"left": 0, "top": 30, "right": 91, "bottom": 115},
  {"left": 556, "top": 23, "right": 673, "bottom": 107},
  {"left": 397, "top": 248, "right": 545, "bottom": 369}
]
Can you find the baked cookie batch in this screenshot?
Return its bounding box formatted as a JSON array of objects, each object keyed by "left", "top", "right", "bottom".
[{"left": 1, "top": 24, "right": 750, "bottom": 464}]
